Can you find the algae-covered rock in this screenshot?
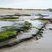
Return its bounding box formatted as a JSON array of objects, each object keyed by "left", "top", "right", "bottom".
[{"left": 0, "top": 21, "right": 32, "bottom": 42}]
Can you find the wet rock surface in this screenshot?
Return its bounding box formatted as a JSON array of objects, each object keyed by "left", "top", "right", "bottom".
[
  {"left": 0, "top": 23, "right": 52, "bottom": 52},
  {"left": 0, "top": 20, "right": 46, "bottom": 48}
]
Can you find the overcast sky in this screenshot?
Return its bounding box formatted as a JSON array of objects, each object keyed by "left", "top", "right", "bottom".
[{"left": 0, "top": 0, "right": 52, "bottom": 9}]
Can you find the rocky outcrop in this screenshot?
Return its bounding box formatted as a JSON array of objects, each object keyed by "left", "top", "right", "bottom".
[{"left": 0, "top": 22, "right": 47, "bottom": 48}]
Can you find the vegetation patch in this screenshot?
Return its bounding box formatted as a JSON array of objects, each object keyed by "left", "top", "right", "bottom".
[
  {"left": 0, "top": 31, "right": 17, "bottom": 42},
  {"left": 0, "top": 16, "right": 19, "bottom": 21}
]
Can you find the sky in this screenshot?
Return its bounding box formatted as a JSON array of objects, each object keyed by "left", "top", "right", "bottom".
[{"left": 0, "top": 0, "right": 52, "bottom": 9}]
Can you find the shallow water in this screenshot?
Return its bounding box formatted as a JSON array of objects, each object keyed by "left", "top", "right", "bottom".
[
  {"left": 32, "top": 11, "right": 52, "bottom": 16},
  {"left": 0, "top": 21, "right": 14, "bottom": 28},
  {"left": 0, "top": 20, "right": 43, "bottom": 29}
]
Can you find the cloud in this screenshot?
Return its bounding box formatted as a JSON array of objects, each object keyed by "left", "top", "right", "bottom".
[{"left": 0, "top": 0, "right": 52, "bottom": 9}]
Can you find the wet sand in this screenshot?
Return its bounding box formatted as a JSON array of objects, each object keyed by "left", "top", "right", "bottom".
[{"left": 0, "top": 23, "right": 52, "bottom": 52}]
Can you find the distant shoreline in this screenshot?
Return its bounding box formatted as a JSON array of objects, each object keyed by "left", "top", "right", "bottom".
[{"left": 0, "top": 8, "right": 47, "bottom": 11}]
